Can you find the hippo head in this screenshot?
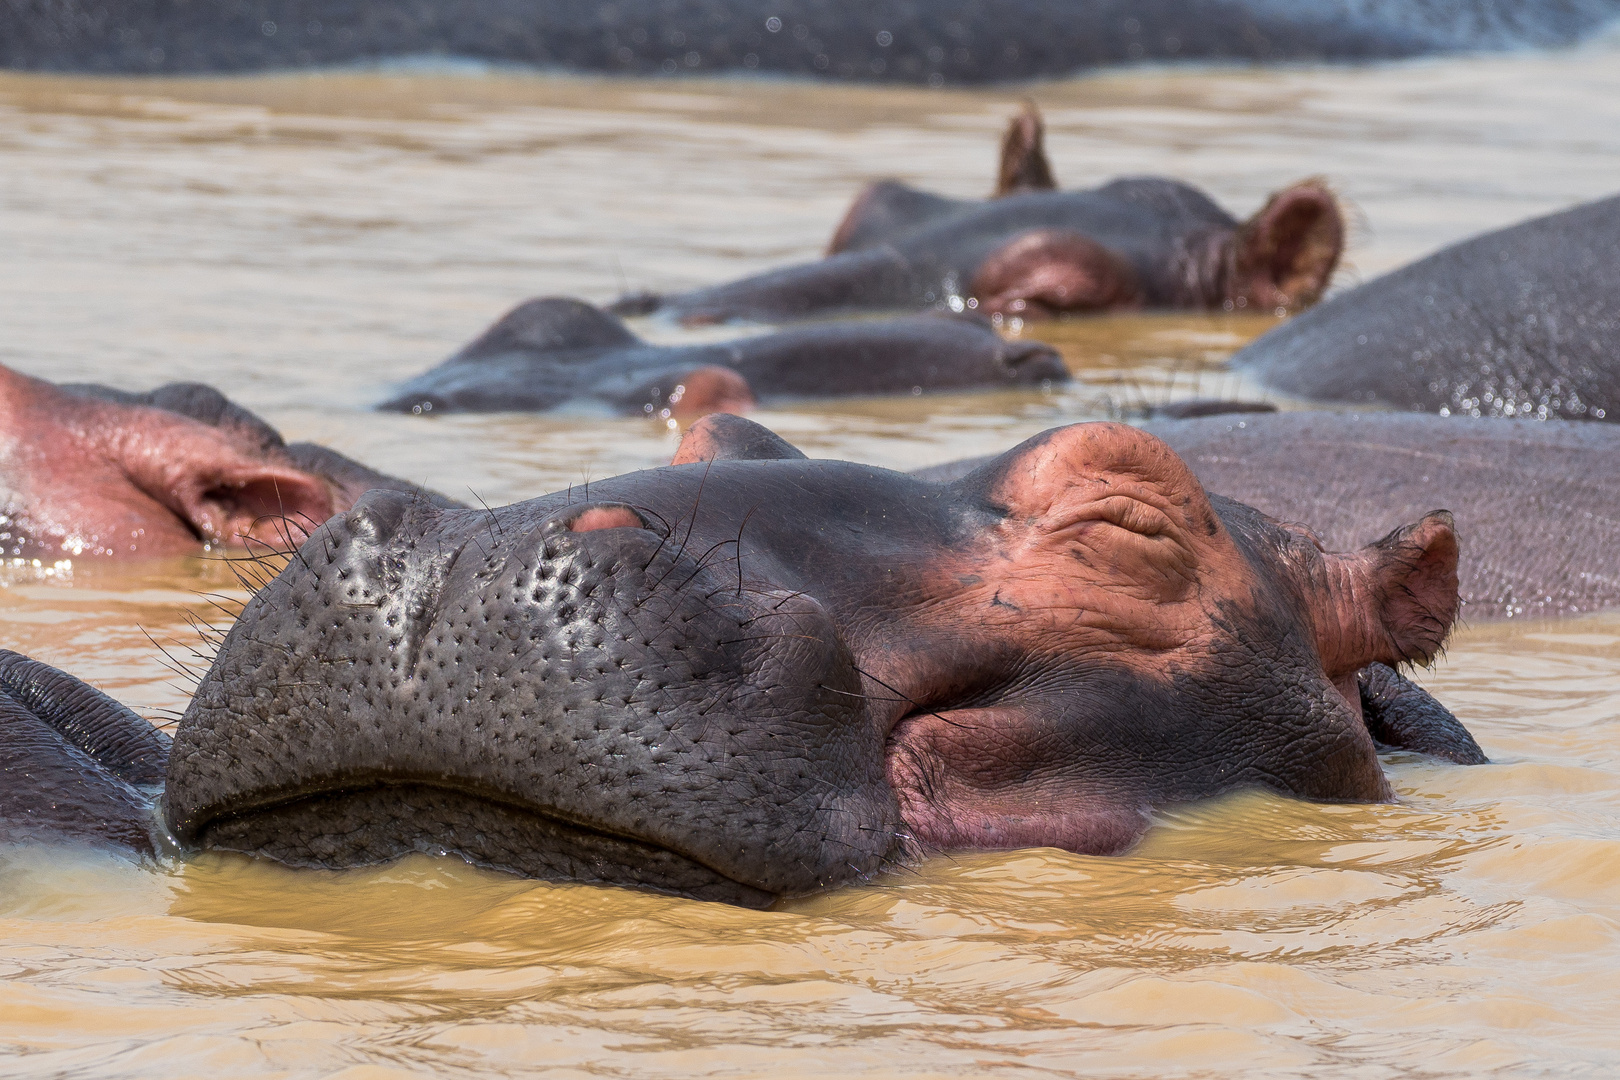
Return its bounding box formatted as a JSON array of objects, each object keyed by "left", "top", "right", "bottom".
[
  {"left": 163, "top": 417, "right": 1458, "bottom": 907},
  {"left": 0, "top": 364, "right": 417, "bottom": 559}
]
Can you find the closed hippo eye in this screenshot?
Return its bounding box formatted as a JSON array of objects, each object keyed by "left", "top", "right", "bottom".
[{"left": 956, "top": 422, "right": 1221, "bottom": 633}]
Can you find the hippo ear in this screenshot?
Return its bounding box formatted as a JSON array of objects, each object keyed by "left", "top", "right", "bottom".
[
  {"left": 171, "top": 459, "right": 340, "bottom": 551},
  {"left": 971, "top": 230, "right": 1141, "bottom": 319},
  {"left": 120, "top": 428, "right": 341, "bottom": 550},
  {"left": 1363, "top": 511, "right": 1460, "bottom": 666},
  {"left": 1232, "top": 180, "right": 1344, "bottom": 313},
  {"left": 672, "top": 414, "right": 808, "bottom": 465},
  {"left": 994, "top": 101, "right": 1057, "bottom": 197}
]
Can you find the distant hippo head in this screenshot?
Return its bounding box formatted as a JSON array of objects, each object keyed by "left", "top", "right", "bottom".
[
  {"left": 164, "top": 416, "right": 1459, "bottom": 907},
  {"left": 0, "top": 364, "right": 454, "bottom": 559},
  {"left": 626, "top": 104, "right": 1345, "bottom": 327}
]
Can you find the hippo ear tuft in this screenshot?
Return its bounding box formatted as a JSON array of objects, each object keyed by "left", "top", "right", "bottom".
[
  {"left": 995, "top": 101, "right": 1058, "bottom": 197},
  {"left": 672, "top": 414, "right": 807, "bottom": 465},
  {"left": 1367, "top": 511, "right": 1460, "bottom": 666},
  {"left": 1233, "top": 179, "right": 1344, "bottom": 313}
]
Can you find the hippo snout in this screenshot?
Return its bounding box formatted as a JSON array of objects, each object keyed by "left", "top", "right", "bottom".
[
  {"left": 163, "top": 487, "right": 905, "bottom": 906},
  {"left": 1000, "top": 338, "right": 1069, "bottom": 383}
]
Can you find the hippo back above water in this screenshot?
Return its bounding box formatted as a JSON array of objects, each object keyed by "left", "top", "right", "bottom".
[
  {"left": 1232, "top": 194, "right": 1620, "bottom": 422},
  {"left": 4, "top": 0, "right": 1616, "bottom": 80}
]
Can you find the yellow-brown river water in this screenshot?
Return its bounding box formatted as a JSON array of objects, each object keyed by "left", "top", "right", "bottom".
[{"left": 3, "top": 38, "right": 1620, "bottom": 1078}]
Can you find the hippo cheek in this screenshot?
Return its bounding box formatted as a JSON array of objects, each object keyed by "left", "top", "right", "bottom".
[
  {"left": 971, "top": 230, "right": 1142, "bottom": 319},
  {"left": 884, "top": 647, "right": 1389, "bottom": 857},
  {"left": 163, "top": 490, "right": 904, "bottom": 905}
]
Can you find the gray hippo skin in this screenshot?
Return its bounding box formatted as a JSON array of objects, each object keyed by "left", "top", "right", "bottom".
[
  {"left": 622, "top": 105, "right": 1344, "bottom": 326},
  {"left": 0, "top": 650, "right": 169, "bottom": 852},
  {"left": 1232, "top": 194, "right": 1620, "bottom": 422},
  {"left": 378, "top": 298, "right": 1067, "bottom": 416},
  {"left": 4, "top": 1, "right": 1616, "bottom": 80},
  {"left": 3, "top": 416, "right": 1480, "bottom": 904},
  {"left": 921, "top": 411, "right": 1620, "bottom": 622}
]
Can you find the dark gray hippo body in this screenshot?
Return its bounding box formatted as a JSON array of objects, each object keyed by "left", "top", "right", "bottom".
[
  {"left": 923, "top": 411, "right": 1620, "bottom": 622},
  {"left": 3, "top": 417, "right": 1479, "bottom": 906},
  {"left": 621, "top": 107, "right": 1344, "bottom": 327},
  {"left": 4, "top": 1, "right": 1615, "bottom": 80},
  {"left": 379, "top": 298, "right": 1067, "bottom": 416},
  {"left": 1232, "top": 194, "right": 1620, "bottom": 422}
]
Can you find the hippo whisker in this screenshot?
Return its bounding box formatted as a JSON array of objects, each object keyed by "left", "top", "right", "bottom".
[
  {"left": 467, "top": 489, "right": 505, "bottom": 541},
  {"left": 138, "top": 626, "right": 205, "bottom": 689}
]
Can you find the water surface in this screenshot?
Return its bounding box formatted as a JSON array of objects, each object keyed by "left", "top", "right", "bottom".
[{"left": 2, "top": 41, "right": 1619, "bottom": 1078}]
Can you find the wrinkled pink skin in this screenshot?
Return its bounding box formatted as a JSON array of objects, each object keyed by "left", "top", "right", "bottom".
[{"left": 0, "top": 365, "right": 341, "bottom": 560}]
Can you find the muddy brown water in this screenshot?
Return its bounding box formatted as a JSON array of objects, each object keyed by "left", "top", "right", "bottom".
[{"left": 2, "top": 38, "right": 1620, "bottom": 1078}]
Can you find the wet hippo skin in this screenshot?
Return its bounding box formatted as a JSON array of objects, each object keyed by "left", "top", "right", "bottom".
[
  {"left": 0, "top": 416, "right": 1480, "bottom": 905},
  {"left": 4, "top": 1, "right": 1615, "bottom": 81},
  {"left": 622, "top": 104, "right": 1344, "bottom": 326},
  {"left": 1232, "top": 194, "right": 1620, "bottom": 422},
  {"left": 0, "top": 364, "right": 460, "bottom": 560},
  {"left": 0, "top": 649, "right": 169, "bottom": 853},
  {"left": 378, "top": 298, "right": 1068, "bottom": 416}
]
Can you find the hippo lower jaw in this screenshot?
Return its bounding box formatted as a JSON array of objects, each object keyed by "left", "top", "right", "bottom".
[{"left": 166, "top": 778, "right": 783, "bottom": 908}]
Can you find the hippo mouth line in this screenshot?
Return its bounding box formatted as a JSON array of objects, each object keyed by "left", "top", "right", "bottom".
[{"left": 173, "top": 777, "right": 780, "bottom": 908}]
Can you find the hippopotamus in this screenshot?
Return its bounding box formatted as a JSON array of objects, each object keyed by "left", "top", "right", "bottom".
[
  {"left": 0, "top": 363, "right": 457, "bottom": 560},
  {"left": 618, "top": 105, "right": 1344, "bottom": 327},
  {"left": 1231, "top": 193, "right": 1620, "bottom": 422},
  {"left": 2, "top": 415, "right": 1483, "bottom": 907},
  {"left": 921, "top": 410, "right": 1620, "bottom": 622},
  {"left": 378, "top": 298, "right": 1067, "bottom": 416},
  {"left": 3, "top": 0, "right": 1615, "bottom": 81}
]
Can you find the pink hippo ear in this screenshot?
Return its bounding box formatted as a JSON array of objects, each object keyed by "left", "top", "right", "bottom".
[
  {"left": 994, "top": 101, "right": 1058, "bottom": 197},
  {"left": 971, "top": 230, "right": 1142, "bottom": 319},
  {"left": 117, "top": 423, "right": 340, "bottom": 550},
  {"left": 1318, "top": 511, "right": 1459, "bottom": 677},
  {"left": 1232, "top": 179, "right": 1344, "bottom": 313},
  {"left": 1363, "top": 511, "right": 1460, "bottom": 666}
]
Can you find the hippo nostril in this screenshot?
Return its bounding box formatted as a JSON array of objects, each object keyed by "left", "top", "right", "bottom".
[
  {"left": 343, "top": 489, "right": 413, "bottom": 544},
  {"left": 543, "top": 502, "right": 659, "bottom": 537}
]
